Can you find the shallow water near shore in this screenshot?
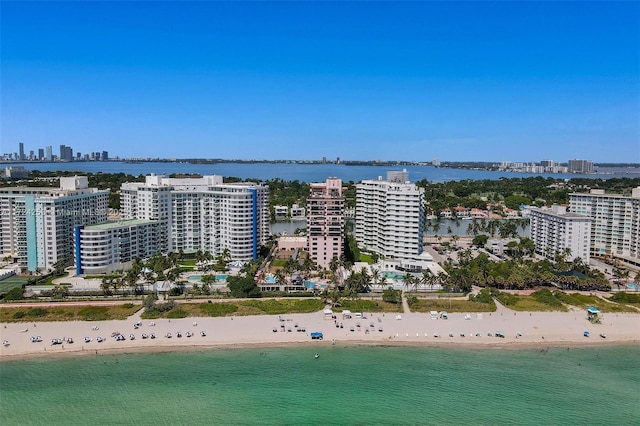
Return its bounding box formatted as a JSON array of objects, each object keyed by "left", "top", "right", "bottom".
[{"left": 2, "top": 345, "right": 639, "bottom": 425}]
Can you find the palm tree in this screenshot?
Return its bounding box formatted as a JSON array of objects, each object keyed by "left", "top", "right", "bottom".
[
  {"left": 370, "top": 267, "right": 380, "bottom": 290},
  {"left": 421, "top": 270, "right": 434, "bottom": 290},
  {"left": 403, "top": 274, "right": 415, "bottom": 293},
  {"left": 274, "top": 269, "right": 287, "bottom": 288},
  {"left": 359, "top": 267, "right": 371, "bottom": 293}
]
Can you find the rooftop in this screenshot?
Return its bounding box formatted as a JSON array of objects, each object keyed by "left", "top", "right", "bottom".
[{"left": 84, "top": 218, "right": 156, "bottom": 230}]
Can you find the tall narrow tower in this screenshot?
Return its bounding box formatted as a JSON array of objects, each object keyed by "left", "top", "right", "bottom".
[{"left": 307, "top": 177, "right": 344, "bottom": 269}]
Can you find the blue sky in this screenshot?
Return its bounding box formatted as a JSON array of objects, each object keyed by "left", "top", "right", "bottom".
[{"left": 1, "top": 1, "right": 639, "bottom": 162}]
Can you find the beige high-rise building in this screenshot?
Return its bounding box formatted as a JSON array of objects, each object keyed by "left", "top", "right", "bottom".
[{"left": 570, "top": 187, "right": 640, "bottom": 267}]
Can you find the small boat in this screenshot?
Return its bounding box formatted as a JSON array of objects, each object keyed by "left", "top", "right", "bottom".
[
  {"left": 600, "top": 333, "right": 607, "bottom": 339},
  {"left": 314, "top": 354, "right": 319, "bottom": 359}
]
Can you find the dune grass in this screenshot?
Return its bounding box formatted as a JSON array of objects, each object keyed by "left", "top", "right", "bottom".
[
  {"left": 553, "top": 291, "right": 637, "bottom": 313},
  {"left": 0, "top": 303, "right": 142, "bottom": 322},
  {"left": 410, "top": 298, "right": 497, "bottom": 313}
]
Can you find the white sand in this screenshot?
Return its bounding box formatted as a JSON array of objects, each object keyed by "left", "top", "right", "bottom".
[{"left": 1, "top": 303, "right": 639, "bottom": 359}]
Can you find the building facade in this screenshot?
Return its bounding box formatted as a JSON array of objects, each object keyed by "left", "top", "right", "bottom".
[
  {"left": 568, "top": 159, "right": 594, "bottom": 174},
  {"left": 355, "top": 171, "right": 424, "bottom": 262},
  {"left": 120, "top": 175, "right": 270, "bottom": 261},
  {"left": 569, "top": 188, "right": 640, "bottom": 266},
  {"left": 307, "top": 178, "right": 344, "bottom": 269},
  {"left": 528, "top": 205, "right": 592, "bottom": 262},
  {"left": 75, "top": 219, "right": 163, "bottom": 274},
  {"left": 0, "top": 176, "right": 109, "bottom": 271}
]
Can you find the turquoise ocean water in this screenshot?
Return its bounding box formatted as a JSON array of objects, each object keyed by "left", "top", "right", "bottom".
[{"left": 2, "top": 345, "right": 639, "bottom": 425}]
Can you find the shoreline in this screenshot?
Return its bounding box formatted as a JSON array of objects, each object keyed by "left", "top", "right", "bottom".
[
  {"left": 2, "top": 338, "right": 639, "bottom": 363},
  {"left": 2, "top": 308, "right": 639, "bottom": 361}
]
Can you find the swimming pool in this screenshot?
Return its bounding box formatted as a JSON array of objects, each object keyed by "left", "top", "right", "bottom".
[
  {"left": 265, "top": 275, "right": 276, "bottom": 284},
  {"left": 305, "top": 280, "right": 326, "bottom": 289},
  {"left": 384, "top": 271, "right": 405, "bottom": 281},
  {"left": 626, "top": 283, "right": 639, "bottom": 291},
  {"left": 188, "top": 275, "right": 228, "bottom": 282}
]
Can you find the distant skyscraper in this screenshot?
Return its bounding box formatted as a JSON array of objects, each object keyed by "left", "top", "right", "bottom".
[
  {"left": 29, "top": 150, "right": 34, "bottom": 160},
  {"left": 45, "top": 146, "right": 52, "bottom": 161},
  {"left": 59, "top": 145, "right": 66, "bottom": 160},
  {"left": 568, "top": 159, "right": 594, "bottom": 174},
  {"left": 38, "top": 149, "right": 44, "bottom": 160},
  {"left": 18, "top": 143, "right": 25, "bottom": 161},
  {"left": 102, "top": 151, "right": 109, "bottom": 161}
]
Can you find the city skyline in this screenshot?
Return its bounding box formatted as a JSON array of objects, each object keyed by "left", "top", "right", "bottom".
[{"left": 2, "top": 2, "right": 639, "bottom": 162}]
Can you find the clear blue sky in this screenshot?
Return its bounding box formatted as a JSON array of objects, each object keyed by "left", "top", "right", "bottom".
[{"left": 2, "top": 1, "right": 639, "bottom": 163}]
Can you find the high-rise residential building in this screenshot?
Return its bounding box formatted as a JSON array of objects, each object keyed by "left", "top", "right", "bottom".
[
  {"left": 75, "top": 219, "right": 163, "bottom": 274},
  {"left": 355, "top": 171, "right": 424, "bottom": 262},
  {"left": 45, "top": 146, "right": 52, "bottom": 161},
  {"left": 528, "top": 205, "right": 592, "bottom": 262},
  {"left": 568, "top": 159, "right": 594, "bottom": 174},
  {"left": 570, "top": 188, "right": 640, "bottom": 267},
  {"left": 119, "top": 175, "right": 270, "bottom": 261},
  {"left": 307, "top": 177, "right": 344, "bottom": 269},
  {"left": 59, "top": 145, "right": 66, "bottom": 160},
  {"left": 102, "top": 151, "right": 109, "bottom": 161},
  {"left": 0, "top": 176, "right": 109, "bottom": 271},
  {"left": 18, "top": 143, "right": 25, "bottom": 161},
  {"left": 38, "top": 149, "right": 44, "bottom": 160}
]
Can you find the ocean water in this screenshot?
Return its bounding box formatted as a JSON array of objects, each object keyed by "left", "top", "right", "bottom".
[{"left": 1, "top": 345, "right": 639, "bottom": 425}]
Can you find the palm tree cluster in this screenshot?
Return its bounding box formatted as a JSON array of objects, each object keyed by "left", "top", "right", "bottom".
[{"left": 444, "top": 251, "right": 610, "bottom": 292}]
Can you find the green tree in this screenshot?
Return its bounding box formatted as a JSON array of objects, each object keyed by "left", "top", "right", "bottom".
[{"left": 227, "top": 276, "right": 261, "bottom": 298}]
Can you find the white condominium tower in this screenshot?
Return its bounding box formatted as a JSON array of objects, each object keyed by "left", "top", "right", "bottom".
[
  {"left": 0, "top": 176, "right": 109, "bottom": 272},
  {"left": 528, "top": 205, "right": 592, "bottom": 262},
  {"left": 355, "top": 170, "right": 424, "bottom": 261},
  {"left": 119, "top": 174, "right": 270, "bottom": 260},
  {"left": 307, "top": 177, "right": 344, "bottom": 269},
  {"left": 75, "top": 219, "right": 164, "bottom": 275},
  {"left": 569, "top": 187, "right": 640, "bottom": 267}
]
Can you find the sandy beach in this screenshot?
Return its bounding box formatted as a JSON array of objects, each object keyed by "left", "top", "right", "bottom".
[{"left": 1, "top": 301, "right": 639, "bottom": 360}]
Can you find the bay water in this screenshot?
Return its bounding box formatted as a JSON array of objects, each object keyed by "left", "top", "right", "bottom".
[
  {"left": 6, "top": 162, "right": 631, "bottom": 183},
  {"left": 2, "top": 345, "right": 638, "bottom": 425}
]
